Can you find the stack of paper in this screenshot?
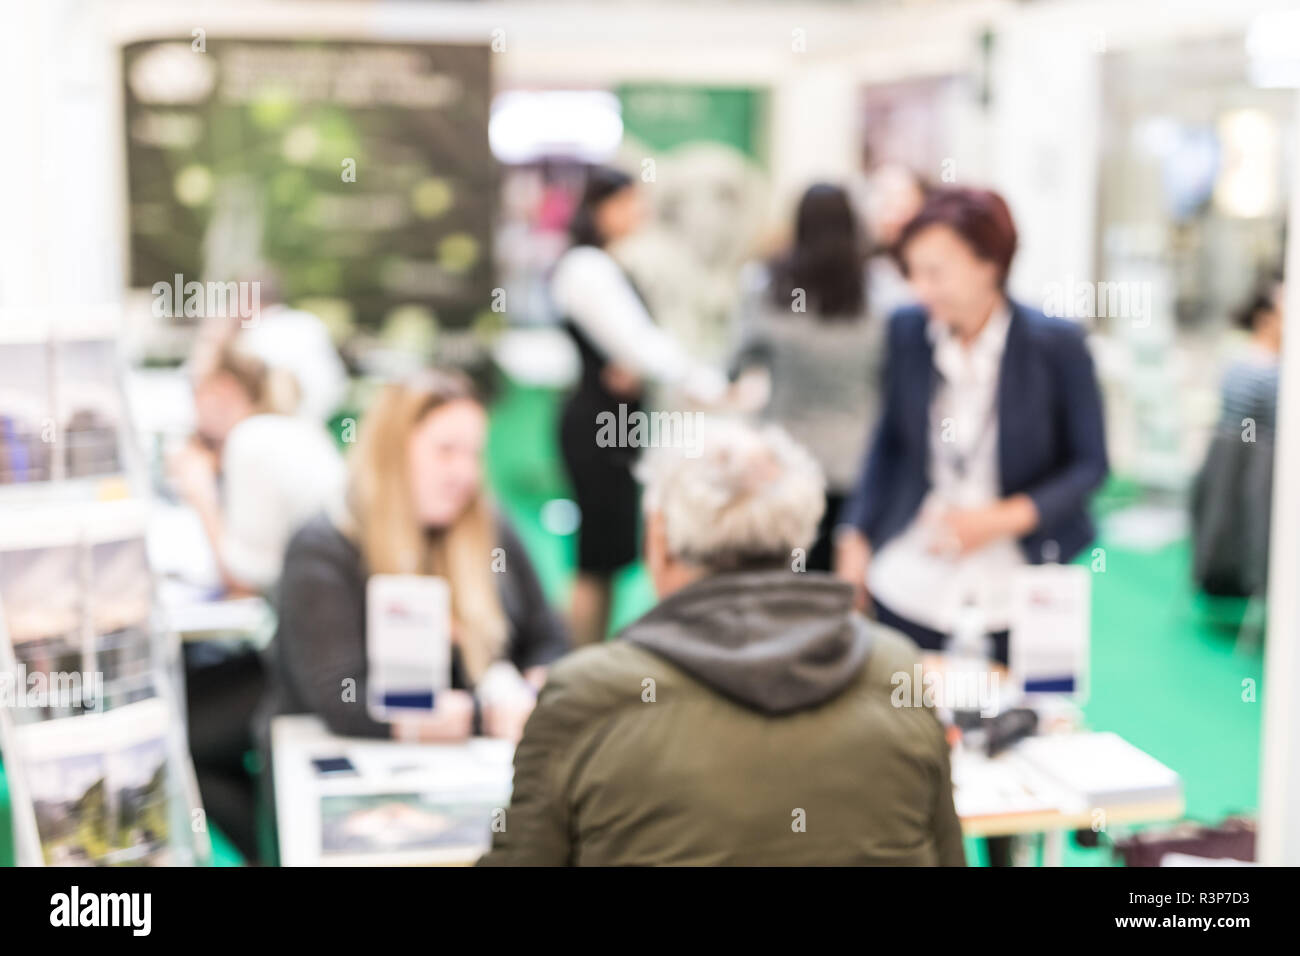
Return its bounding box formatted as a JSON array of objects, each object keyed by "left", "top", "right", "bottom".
[
  {"left": 950, "top": 747, "right": 1068, "bottom": 818},
  {"left": 1015, "top": 732, "right": 1182, "bottom": 807}
]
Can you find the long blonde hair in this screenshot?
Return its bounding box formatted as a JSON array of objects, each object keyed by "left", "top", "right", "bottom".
[{"left": 346, "top": 370, "right": 507, "bottom": 684}]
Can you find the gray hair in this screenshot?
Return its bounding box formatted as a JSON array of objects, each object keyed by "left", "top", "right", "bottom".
[{"left": 637, "top": 417, "right": 826, "bottom": 570}]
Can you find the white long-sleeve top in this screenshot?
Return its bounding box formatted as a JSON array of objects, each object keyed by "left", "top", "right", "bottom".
[
  {"left": 220, "top": 414, "right": 346, "bottom": 591},
  {"left": 240, "top": 305, "right": 348, "bottom": 423},
  {"left": 550, "top": 246, "right": 725, "bottom": 404}
]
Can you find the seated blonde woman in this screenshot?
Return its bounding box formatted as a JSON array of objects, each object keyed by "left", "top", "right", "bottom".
[{"left": 257, "top": 370, "right": 569, "bottom": 747}]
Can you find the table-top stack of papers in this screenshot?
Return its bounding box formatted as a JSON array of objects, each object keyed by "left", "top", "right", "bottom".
[{"left": 952, "top": 731, "right": 1183, "bottom": 835}]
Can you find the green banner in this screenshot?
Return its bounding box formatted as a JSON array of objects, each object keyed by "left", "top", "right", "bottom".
[{"left": 617, "top": 84, "right": 766, "bottom": 163}]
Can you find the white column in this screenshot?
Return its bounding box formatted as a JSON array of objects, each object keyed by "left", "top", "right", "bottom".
[
  {"left": 0, "top": 2, "right": 121, "bottom": 313},
  {"left": 768, "top": 63, "right": 859, "bottom": 216},
  {"left": 988, "top": 14, "right": 1102, "bottom": 303},
  {"left": 1257, "top": 90, "right": 1300, "bottom": 865},
  {"left": 0, "top": 4, "right": 52, "bottom": 311}
]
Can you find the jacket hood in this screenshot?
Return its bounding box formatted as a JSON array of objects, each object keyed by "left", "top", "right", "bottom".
[{"left": 620, "top": 570, "right": 872, "bottom": 715}]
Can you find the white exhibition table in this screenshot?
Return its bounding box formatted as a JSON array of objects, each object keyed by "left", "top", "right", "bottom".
[
  {"left": 273, "top": 715, "right": 515, "bottom": 867},
  {"left": 272, "top": 713, "right": 1183, "bottom": 868}
]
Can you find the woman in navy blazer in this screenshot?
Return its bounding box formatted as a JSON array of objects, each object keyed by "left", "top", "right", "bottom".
[{"left": 835, "top": 188, "right": 1108, "bottom": 661}]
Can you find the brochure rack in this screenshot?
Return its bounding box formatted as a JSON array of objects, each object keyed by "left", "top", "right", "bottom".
[{"left": 0, "top": 313, "right": 210, "bottom": 866}]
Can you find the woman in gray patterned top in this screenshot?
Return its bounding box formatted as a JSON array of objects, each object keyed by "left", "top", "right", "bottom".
[
  {"left": 1192, "top": 273, "right": 1284, "bottom": 597},
  {"left": 730, "top": 183, "right": 890, "bottom": 571}
]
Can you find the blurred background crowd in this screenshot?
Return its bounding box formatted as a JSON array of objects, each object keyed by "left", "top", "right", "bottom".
[{"left": 2, "top": 0, "right": 1300, "bottom": 868}]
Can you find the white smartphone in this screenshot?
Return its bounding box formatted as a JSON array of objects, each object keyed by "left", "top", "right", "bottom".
[{"left": 365, "top": 574, "right": 452, "bottom": 722}]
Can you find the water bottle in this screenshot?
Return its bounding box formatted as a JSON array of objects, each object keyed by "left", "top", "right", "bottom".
[
  {"left": 948, "top": 596, "right": 993, "bottom": 727},
  {"left": 950, "top": 596, "right": 991, "bottom": 663}
]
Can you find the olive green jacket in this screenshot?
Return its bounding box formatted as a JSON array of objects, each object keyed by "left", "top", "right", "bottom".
[{"left": 479, "top": 570, "right": 965, "bottom": 866}]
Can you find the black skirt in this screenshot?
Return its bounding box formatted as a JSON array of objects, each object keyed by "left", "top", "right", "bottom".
[
  {"left": 559, "top": 386, "right": 641, "bottom": 575},
  {"left": 555, "top": 259, "right": 656, "bottom": 577}
]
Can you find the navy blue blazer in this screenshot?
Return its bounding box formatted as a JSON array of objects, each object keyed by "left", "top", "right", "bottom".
[{"left": 840, "top": 300, "right": 1108, "bottom": 564}]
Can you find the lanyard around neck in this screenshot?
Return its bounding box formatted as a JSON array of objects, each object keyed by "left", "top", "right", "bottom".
[{"left": 933, "top": 370, "right": 999, "bottom": 483}]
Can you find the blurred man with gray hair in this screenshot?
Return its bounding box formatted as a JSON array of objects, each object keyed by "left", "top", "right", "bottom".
[{"left": 481, "top": 419, "right": 964, "bottom": 866}]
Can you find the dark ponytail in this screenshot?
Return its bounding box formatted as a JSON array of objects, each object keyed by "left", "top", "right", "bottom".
[
  {"left": 1235, "top": 271, "right": 1284, "bottom": 331},
  {"left": 568, "top": 166, "right": 635, "bottom": 249},
  {"left": 768, "top": 183, "right": 867, "bottom": 320}
]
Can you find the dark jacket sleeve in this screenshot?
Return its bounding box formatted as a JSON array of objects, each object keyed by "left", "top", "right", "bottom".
[
  {"left": 1021, "top": 325, "right": 1109, "bottom": 532},
  {"left": 497, "top": 518, "right": 570, "bottom": 672},
  {"left": 275, "top": 522, "right": 391, "bottom": 739},
  {"left": 839, "top": 309, "right": 907, "bottom": 539}
]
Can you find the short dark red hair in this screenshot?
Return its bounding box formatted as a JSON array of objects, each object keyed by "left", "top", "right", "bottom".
[{"left": 895, "top": 187, "right": 1018, "bottom": 287}]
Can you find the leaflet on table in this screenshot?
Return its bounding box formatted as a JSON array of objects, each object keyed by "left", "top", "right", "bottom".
[
  {"left": 365, "top": 573, "right": 452, "bottom": 721},
  {"left": 1014, "top": 732, "right": 1182, "bottom": 808},
  {"left": 328, "top": 735, "right": 516, "bottom": 789},
  {"left": 319, "top": 789, "right": 502, "bottom": 863},
  {"left": 949, "top": 745, "right": 1075, "bottom": 819},
  {"left": 314, "top": 737, "right": 515, "bottom": 865}
]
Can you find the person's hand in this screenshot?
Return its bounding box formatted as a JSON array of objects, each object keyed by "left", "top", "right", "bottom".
[
  {"left": 476, "top": 662, "right": 539, "bottom": 743},
  {"left": 167, "top": 439, "right": 220, "bottom": 512},
  {"left": 833, "top": 528, "right": 872, "bottom": 613},
  {"left": 927, "top": 506, "right": 999, "bottom": 556},
  {"left": 600, "top": 362, "right": 643, "bottom": 398},
  {"left": 481, "top": 696, "right": 536, "bottom": 744},
  {"left": 392, "top": 690, "right": 475, "bottom": 743},
  {"left": 929, "top": 496, "right": 1038, "bottom": 556}
]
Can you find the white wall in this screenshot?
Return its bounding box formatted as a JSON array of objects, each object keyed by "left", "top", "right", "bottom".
[
  {"left": 1259, "top": 88, "right": 1300, "bottom": 869},
  {"left": 1, "top": 2, "right": 125, "bottom": 315}
]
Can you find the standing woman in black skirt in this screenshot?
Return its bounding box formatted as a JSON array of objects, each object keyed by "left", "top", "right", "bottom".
[{"left": 552, "top": 167, "right": 728, "bottom": 645}]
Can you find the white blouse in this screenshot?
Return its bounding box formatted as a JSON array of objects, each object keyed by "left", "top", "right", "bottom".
[
  {"left": 868, "top": 302, "right": 1026, "bottom": 633},
  {"left": 220, "top": 414, "right": 346, "bottom": 591},
  {"left": 551, "top": 246, "right": 725, "bottom": 404}
]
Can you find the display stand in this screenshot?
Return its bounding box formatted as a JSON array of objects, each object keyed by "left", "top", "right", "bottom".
[{"left": 0, "top": 313, "right": 210, "bottom": 866}]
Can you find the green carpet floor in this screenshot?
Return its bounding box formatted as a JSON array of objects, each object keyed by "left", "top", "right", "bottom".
[{"left": 0, "top": 377, "right": 1263, "bottom": 866}]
